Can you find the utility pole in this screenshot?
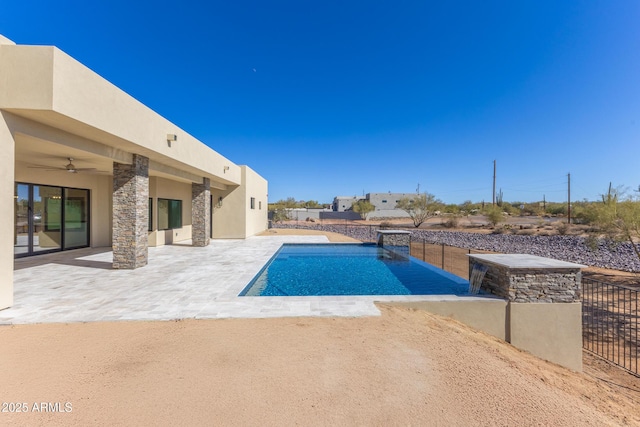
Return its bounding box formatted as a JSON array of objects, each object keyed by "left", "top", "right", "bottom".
[
  {"left": 543, "top": 194, "right": 546, "bottom": 211},
  {"left": 567, "top": 173, "right": 571, "bottom": 224},
  {"left": 492, "top": 160, "right": 496, "bottom": 206}
]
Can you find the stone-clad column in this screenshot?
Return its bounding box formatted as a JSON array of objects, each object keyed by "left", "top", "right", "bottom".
[
  {"left": 191, "top": 178, "right": 211, "bottom": 247},
  {"left": 112, "top": 154, "right": 149, "bottom": 269}
]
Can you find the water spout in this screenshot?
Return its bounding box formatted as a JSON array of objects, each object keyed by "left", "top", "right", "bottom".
[{"left": 469, "top": 264, "right": 488, "bottom": 294}]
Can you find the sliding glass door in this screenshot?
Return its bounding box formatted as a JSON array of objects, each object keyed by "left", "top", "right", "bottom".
[
  {"left": 33, "top": 185, "right": 63, "bottom": 253},
  {"left": 14, "top": 183, "right": 30, "bottom": 256},
  {"left": 64, "top": 188, "right": 89, "bottom": 249},
  {"left": 14, "top": 183, "right": 90, "bottom": 257}
]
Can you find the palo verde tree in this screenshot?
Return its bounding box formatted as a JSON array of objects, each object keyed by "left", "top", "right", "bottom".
[
  {"left": 352, "top": 199, "right": 375, "bottom": 220},
  {"left": 395, "top": 193, "right": 441, "bottom": 227},
  {"left": 591, "top": 183, "right": 640, "bottom": 263}
]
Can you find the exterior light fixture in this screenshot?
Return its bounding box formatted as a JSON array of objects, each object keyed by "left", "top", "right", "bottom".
[
  {"left": 217, "top": 196, "right": 223, "bottom": 208},
  {"left": 223, "top": 166, "right": 230, "bottom": 173},
  {"left": 167, "top": 134, "right": 177, "bottom": 142}
]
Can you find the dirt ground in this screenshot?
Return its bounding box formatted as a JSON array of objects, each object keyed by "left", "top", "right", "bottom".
[
  {"left": 1, "top": 305, "right": 639, "bottom": 426},
  {"left": 258, "top": 227, "right": 361, "bottom": 242}
]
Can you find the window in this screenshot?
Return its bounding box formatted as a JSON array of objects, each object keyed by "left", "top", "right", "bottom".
[
  {"left": 250, "top": 197, "right": 255, "bottom": 209},
  {"left": 158, "top": 199, "right": 182, "bottom": 230},
  {"left": 382, "top": 200, "right": 387, "bottom": 203},
  {"left": 259, "top": 201, "right": 262, "bottom": 210}
]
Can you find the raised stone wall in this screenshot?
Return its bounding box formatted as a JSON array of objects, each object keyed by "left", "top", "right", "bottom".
[
  {"left": 112, "top": 154, "right": 149, "bottom": 269},
  {"left": 468, "top": 254, "right": 584, "bottom": 303},
  {"left": 191, "top": 178, "right": 211, "bottom": 247}
]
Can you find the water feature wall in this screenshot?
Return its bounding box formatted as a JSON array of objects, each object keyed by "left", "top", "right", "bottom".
[
  {"left": 467, "top": 254, "right": 586, "bottom": 371},
  {"left": 376, "top": 230, "right": 411, "bottom": 258}
]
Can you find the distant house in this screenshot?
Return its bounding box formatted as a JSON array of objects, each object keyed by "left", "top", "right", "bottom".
[
  {"left": 332, "top": 196, "right": 365, "bottom": 212},
  {"left": 331, "top": 193, "right": 416, "bottom": 219}
]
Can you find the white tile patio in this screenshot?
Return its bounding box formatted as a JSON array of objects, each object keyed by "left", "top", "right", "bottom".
[{"left": 1, "top": 235, "right": 481, "bottom": 324}]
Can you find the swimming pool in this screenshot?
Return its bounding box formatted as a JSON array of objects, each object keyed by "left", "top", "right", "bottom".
[{"left": 239, "top": 243, "right": 471, "bottom": 297}]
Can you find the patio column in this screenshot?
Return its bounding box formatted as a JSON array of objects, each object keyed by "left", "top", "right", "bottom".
[
  {"left": 191, "top": 177, "right": 211, "bottom": 247},
  {"left": 112, "top": 154, "right": 149, "bottom": 269},
  {"left": 0, "top": 112, "right": 15, "bottom": 309}
]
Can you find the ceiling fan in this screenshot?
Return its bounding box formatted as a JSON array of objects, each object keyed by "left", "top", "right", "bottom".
[{"left": 28, "top": 157, "right": 102, "bottom": 174}]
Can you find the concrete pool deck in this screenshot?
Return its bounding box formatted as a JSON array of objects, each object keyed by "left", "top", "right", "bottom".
[{"left": 1, "top": 235, "right": 492, "bottom": 324}]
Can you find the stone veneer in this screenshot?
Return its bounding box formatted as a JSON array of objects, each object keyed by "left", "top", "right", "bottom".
[
  {"left": 377, "top": 230, "right": 411, "bottom": 257},
  {"left": 112, "top": 154, "right": 149, "bottom": 269},
  {"left": 468, "top": 254, "right": 585, "bottom": 303},
  {"left": 191, "top": 178, "right": 211, "bottom": 247}
]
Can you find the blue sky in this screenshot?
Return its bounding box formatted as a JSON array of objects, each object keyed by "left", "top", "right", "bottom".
[{"left": 2, "top": 1, "right": 639, "bottom": 204}]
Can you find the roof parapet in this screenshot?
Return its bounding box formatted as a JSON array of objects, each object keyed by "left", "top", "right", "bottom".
[{"left": 0, "top": 35, "right": 16, "bottom": 45}]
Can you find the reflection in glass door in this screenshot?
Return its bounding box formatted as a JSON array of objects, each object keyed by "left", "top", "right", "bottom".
[
  {"left": 14, "top": 183, "right": 89, "bottom": 257},
  {"left": 64, "top": 188, "right": 89, "bottom": 248},
  {"left": 33, "top": 185, "right": 63, "bottom": 253}
]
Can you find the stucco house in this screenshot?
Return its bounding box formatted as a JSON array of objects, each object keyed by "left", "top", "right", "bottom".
[{"left": 0, "top": 35, "right": 268, "bottom": 310}]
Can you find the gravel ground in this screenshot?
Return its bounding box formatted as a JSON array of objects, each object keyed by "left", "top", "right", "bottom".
[{"left": 274, "top": 224, "right": 640, "bottom": 272}]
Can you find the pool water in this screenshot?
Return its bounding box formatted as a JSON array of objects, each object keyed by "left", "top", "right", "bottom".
[{"left": 239, "top": 244, "right": 471, "bottom": 297}]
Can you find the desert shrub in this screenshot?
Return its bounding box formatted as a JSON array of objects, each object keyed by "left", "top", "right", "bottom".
[
  {"left": 379, "top": 221, "right": 392, "bottom": 229},
  {"left": 443, "top": 204, "right": 460, "bottom": 214},
  {"left": 491, "top": 225, "right": 512, "bottom": 234},
  {"left": 271, "top": 208, "right": 289, "bottom": 223},
  {"left": 584, "top": 234, "right": 599, "bottom": 251},
  {"left": 547, "top": 203, "right": 567, "bottom": 216},
  {"left": 556, "top": 222, "right": 570, "bottom": 235},
  {"left": 485, "top": 206, "right": 504, "bottom": 226},
  {"left": 443, "top": 215, "right": 460, "bottom": 228},
  {"left": 516, "top": 229, "right": 536, "bottom": 236}
]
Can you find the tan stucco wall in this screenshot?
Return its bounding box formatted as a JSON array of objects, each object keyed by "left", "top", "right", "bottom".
[
  {"left": 242, "top": 166, "right": 268, "bottom": 237},
  {"left": 0, "top": 35, "right": 15, "bottom": 45},
  {"left": 0, "top": 45, "right": 54, "bottom": 111},
  {"left": 393, "top": 300, "right": 508, "bottom": 340},
  {"left": 212, "top": 185, "right": 245, "bottom": 238},
  {"left": 509, "top": 302, "right": 583, "bottom": 371},
  {"left": 0, "top": 43, "right": 241, "bottom": 190},
  {"left": 394, "top": 299, "right": 583, "bottom": 371},
  {"left": 0, "top": 113, "right": 15, "bottom": 309},
  {"left": 211, "top": 167, "right": 268, "bottom": 238}
]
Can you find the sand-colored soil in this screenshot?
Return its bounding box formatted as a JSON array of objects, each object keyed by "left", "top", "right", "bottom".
[
  {"left": 258, "top": 227, "right": 360, "bottom": 242},
  {"left": 1, "top": 305, "right": 639, "bottom": 426}
]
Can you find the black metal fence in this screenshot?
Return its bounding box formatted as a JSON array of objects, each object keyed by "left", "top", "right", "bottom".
[
  {"left": 582, "top": 278, "right": 639, "bottom": 376},
  {"left": 408, "top": 240, "right": 493, "bottom": 280}
]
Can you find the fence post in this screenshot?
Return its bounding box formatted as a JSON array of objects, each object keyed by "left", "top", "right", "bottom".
[
  {"left": 422, "top": 239, "right": 425, "bottom": 261},
  {"left": 441, "top": 244, "right": 445, "bottom": 269}
]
